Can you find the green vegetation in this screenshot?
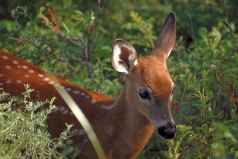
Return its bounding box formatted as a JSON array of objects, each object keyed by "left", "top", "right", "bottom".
[
  {"left": 0, "top": 0, "right": 238, "bottom": 158},
  {"left": 1, "top": 85, "right": 61, "bottom": 158}
]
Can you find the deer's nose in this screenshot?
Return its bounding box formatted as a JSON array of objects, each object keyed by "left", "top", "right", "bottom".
[{"left": 157, "top": 122, "right": 176, "bottom": 139}]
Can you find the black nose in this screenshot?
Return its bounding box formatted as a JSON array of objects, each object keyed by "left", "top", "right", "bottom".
[{"left": 158, "top": 122, "right": 176, "bottom": 139}]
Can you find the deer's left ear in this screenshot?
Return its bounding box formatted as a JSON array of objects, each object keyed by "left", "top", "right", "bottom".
[
  {"left": 152, "top": 12, "right": 176, "bottom": 61},
  {"left": 111, "top": 39, "right": 138, "bottom": 74}
]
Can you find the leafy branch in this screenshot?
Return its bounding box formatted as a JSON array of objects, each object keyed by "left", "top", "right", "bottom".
[{"left": 39, "top": 0, "right": 107, "bottom": 80}]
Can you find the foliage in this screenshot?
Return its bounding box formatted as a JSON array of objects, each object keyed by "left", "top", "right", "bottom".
[
  {"left": 0, "top": 0, "right": 238, "bottom": 158},
  {"left": 153, "top": 16, "right": 238, "bottom": 159},
  {"left": 0, "top": 85, "right": 60, "bottom": 158}
]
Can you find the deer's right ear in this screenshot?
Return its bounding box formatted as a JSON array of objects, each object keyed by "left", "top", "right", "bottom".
[{"left": 111, "top": 39, "right": 138, "bottom": 74}]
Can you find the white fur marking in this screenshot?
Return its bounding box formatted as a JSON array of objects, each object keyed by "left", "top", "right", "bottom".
[
  {"left": 25, "top": 74, "right": 30, "bottom": 78},
  {"left": 22, "top": 65, "right": 28, "bottom": 70},
  {"left": 113, "top": 45, "right": 128, "bottom": 73},
  {"left": 48, "top": 81, "right": 55, "bottom": 85},
  {"left": 16, "top": 80, "right": 22, "bottom": 84},
  {"left": 12, "top": 60, "right": 19, "bottom": 64},
  {"left": 52, "top": 107, "right": 59, "bottom": 112},
  {"left": 62, "top": 109, "right": 69, "bottom": 115},
  {"left": 133, "top": 59, "right": 138, "bottom": 66},
  {"left": 43, "top": 77, "right": 50, "bottom": 82},
  {"left": 66, "top": 88, "right": 71, "bottom": 91},
  {"left": 59, "top": 106, "right": 65, "bottom": 111},
  {"left": 91, "top": 100, "right": 97, "bottom": 104},
  {"left": 38, "top": 74, "right": 44, "bottom": 78},
  {"left": 101, "top": 98, "right": 118, "bottom": 110},
  {"left": 1, "top": 56, "right": 8, "bottom": 60},
  {"left": 5, "top": 65, "right": 11, "bottom": 69},
  {"left": 101, "top": 105, "right": 114, "bottom": 110},
  {"left": 167, "top": 48, "right": 172, "bottom": 57},
  {"left": 66, "top": 139, "right": 74, "bottom": 145},
  {"left": 72, "top": 90, "right": 80, "bottom": 94},
  {"left": 28, "top": 69, "right": 35, "bottom": 73},
  {"left": 6, "top": 79, "right": 11, "bottom": 84}
]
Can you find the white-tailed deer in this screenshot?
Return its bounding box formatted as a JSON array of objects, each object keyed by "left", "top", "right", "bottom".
[{"left": 0, "top": 12, "right": 176, "bottom": 158}]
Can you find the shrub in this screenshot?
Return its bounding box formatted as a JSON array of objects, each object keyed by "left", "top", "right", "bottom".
[{"left": 0, "top": 85, "right": 60, "bottom": 158}]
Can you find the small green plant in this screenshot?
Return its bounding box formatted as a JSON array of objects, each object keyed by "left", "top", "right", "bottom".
[{"left": 0, "top": 85, "right": 72, "bottom": 158}]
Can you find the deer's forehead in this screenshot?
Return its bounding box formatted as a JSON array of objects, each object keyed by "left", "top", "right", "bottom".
[
  {"left": 132, "top": 56, "right": 173, "bottom": 95},
  {"left": 136, "top": 56, "right": 168, "bottom": 79},
  {"left": 138, "top": 56, "right": 165, "bottom": 69}
]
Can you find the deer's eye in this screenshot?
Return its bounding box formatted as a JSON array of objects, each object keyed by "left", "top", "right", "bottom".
[{"left": 139, "top": 88, "right": 151, "bottom": 100}]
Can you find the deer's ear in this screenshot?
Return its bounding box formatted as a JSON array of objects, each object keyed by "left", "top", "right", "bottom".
[
  {"left": 152, "top": 12, "right": 176, "bottom": 61},
  {"left": 111, "top": 39, "right": 138, "bottom": 74}
]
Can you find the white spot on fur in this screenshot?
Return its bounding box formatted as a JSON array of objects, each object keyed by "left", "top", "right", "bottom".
[
  {"left": 66, "top": 139, "right": 74, "bottom": 145},
  {"left": 101, "top": 99, "right": 118, "bottom": 110},
  {"left": 5, "top": 65, "right": 11, "bottom": 69},
  {"left": 101, "top": 105, "right": 114, "bottom": 110},
  {"left": 72, "top": 90, "right": 80, "bottom": 94},
  {"left": 16, "top": 80, "right": 22, "bottom": 84},
  {"left": 66, "top": 88, "right": 71, "bottom": 91},
  {"left": 28, "top": 69, "right": 35, "bottom": 73},
  {"left": 133, "top": 59, "right": 138, "bottom": 66},
  {"left": 167, "top": 48, "right": 172, "bottom": 57},
  {"left": 0, "top": 74, "right": 2, "bottom": 77},
  {"left": 43, "top": 77, "right": 49, "bottom": 82},
  {"left": 85, "top": 95, "right": 90, "bottom": 99},
  {"left": 81, "top": 92, "right": 85, "bottom": 96},
  {"left": 38, "top": 74, "right": 44, "bottom": 78},
  {"left": 59, "top": 106, "right": 66, "bottom": 111},
  {"left": 6, "top": 79, "right": 11, "bottom": 84},
  {"left": 1, "top": 56, "right": 8, "bottom": 60},
  {"left": 52, "top": 107, "right": 59, "bottom": 112},
  {"left": 62, "top": 109, "right": 69, "bottom": 115},
  {"left": 12, "top": 60, "right": 18, "bottom": 64},
  {"left": 22, "top": 65, "right": 28, "bottom": 70},
  {"left": 48, "top": 81, "right": 55, "bottom": 85},
  {"left": 25, "top": 74, "right": 30, "bottom": 78},
  {"left": 91, "top": 100, "right": 97, "bottom": 104}
]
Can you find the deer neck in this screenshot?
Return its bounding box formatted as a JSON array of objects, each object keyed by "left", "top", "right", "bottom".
[{"left": 102, "top": 84, "right": 155, "bottom": 158}]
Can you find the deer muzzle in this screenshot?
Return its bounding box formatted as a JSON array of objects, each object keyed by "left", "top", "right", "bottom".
[{"left": 157, "top": 121, "right": 176, "bottom": 139}]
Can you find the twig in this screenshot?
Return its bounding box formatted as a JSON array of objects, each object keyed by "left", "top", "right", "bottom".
[{"left": 39, "top": 1, "right": 107, "bottom": 81}]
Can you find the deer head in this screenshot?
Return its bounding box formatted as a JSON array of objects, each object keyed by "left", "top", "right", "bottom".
[{"left": 111, "top": 12, "right": 176, "bottom": 139}]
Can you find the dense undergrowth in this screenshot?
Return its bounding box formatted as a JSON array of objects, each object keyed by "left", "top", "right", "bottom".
[{"left": 0, "top": 0, "right": 238, "bottom": 158}]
